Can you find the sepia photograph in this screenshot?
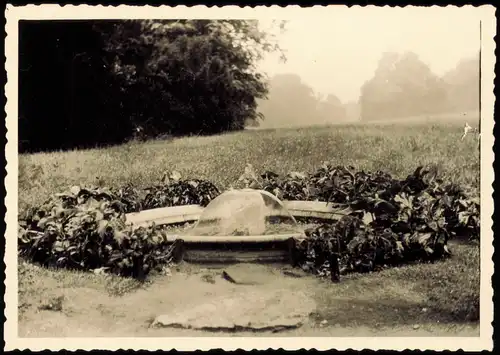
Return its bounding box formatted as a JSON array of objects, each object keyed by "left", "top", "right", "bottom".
[{"left": 4, "top": 4, "right": 495, "bottom": 352}]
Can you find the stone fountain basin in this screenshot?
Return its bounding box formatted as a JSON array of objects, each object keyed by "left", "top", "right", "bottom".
[
  {"left": 125, "top": 198, "right": 352, "bottom": 264},
  {"left": 167, "top": 234, "right": 301, "bottom": 264},
  {"left": 125, "top": 201, "right": 352, "bottom": 228}
]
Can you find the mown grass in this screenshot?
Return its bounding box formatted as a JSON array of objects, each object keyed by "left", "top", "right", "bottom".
[
  {"left": 313, "top": 242, "right": 480, "bottom": 327},
  {"left": 19, "top": 121, "right": 480, "bottom": 213},
  {"left": 17, "top": 120, "right": 481, "bottom": 329}
]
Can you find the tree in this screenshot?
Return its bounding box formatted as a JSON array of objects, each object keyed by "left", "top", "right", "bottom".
[
  {"left": 359, "top": 51, "right": 448, "bottom": 121},
  {"left": 19, "top": 20, "right": 286, "bottom": 152},
  {"left": 359, "top": 52, "right": 402, "bottom": 121},
  {"left": 257, "top": 74, "right": 322, "bottom": 128},
  {"left": 316, "top": 94, "right": 346, "bottom": 123},
  {"left": 97, "top": 20, "right": 286, "bottom": 135},
  {"left": 442, "top": 55, "right": 480, "bottom": 113},
  {"left": 257, "top": 74, "right": 348, "bottom": 128}
]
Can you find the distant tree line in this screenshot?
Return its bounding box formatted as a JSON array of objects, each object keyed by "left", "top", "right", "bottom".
[
  {"left": 359, "top": 51, "right": 479, "bottom": 121},
  {"left": 256, "top": 74, "right": 349, "bottom": 128},
  {"left": 255, "top": 51, "right": 478, "bottom": 128},
  {"left": 19, "top": 20, "right": 285, "bottom": 152}
]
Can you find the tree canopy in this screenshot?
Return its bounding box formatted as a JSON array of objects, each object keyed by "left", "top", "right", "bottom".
[
  {"left": 442, "top": 55, "right": 480, "bottom": 113},
  {"left": 19, "top": 20, "right": 286, "bottom": 152},
  {"left": 257, "top": 73, "right": 346, "bottom": 128},
  {"left": 359, "top": 51, "right": 449, "bottom": 121}
]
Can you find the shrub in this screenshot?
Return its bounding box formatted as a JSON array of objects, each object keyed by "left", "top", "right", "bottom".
[
  {"left": 241, "top": 163, "right": 480, "bottom": 277},
  {"left": 18, "top": 175, "right": 220, "bottom": 279}
]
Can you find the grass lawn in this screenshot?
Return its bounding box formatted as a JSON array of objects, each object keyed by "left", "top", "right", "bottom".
[
  {"left": 17, "top": 120, "right": 481, "bottom": 336},
  {"left": 19, "top": 121, "right": 480, "bottom": 212}
]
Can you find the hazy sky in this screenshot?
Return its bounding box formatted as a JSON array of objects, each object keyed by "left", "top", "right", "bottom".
[{"left": 257, "top": 7, "right": 481, "bottom": 103}]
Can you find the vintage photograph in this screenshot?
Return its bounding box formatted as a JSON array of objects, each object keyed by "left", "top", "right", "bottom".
[{"left": 4, "top": 4, "right": 495, "bottom": 352}]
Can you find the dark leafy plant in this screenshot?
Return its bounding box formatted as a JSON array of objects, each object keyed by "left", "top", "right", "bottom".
[
  {"left": 142, "top": 172, "right": 220, "bottom": 210},
  {"left": 18, "top": 163, "right": 479, "bottom": 281},
  {"left": 247, "top": 163, "right": 479, "bottom": 278},
  {"left": 18, "top": 174, "right": 219, "bottom": 279}
]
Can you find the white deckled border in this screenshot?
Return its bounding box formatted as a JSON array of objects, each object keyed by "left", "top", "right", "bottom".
[{"left": 4, "top": 4, "right": 496, "bottom": 353}]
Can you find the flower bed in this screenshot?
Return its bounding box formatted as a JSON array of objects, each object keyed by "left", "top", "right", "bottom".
[{"left": 18, "top": 164, "right": 480, "bottom": 280}]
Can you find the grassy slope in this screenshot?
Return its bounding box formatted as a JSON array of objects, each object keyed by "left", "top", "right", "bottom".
[
  {"left": 18, "top": 121, "right": 481, "bottom": 333},
  {"left": 19, "top": 121, "right": 480, "bottom": 212}
]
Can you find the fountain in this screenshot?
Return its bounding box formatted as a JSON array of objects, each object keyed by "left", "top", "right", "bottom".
[
  {"left": 126, "top": 187, "right": 349, "bottom": 264},
  {"left": 171, "top": 189, "right": 305, "bottom": 264}
]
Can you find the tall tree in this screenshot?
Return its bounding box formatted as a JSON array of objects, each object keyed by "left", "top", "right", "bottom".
[
  {"left": 360, "top": 51, "right": 448, "bottom": 121},
  {"left": 359, "top": 52, "right": 402, "bottom": 121},
  {"left": 19, "top": 20, "right": 286, "bottom": 152},
  {"left": 442, "top": 55, "right": 480, "bottom": 113},
  {"left": 257, "top": 74, "right": 320, "bottom": 128},
  {"left": 98, "top": 20, "right": 286, "bottom": 135}
]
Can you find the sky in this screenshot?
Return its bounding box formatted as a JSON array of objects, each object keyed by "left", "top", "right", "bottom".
[{"left": 257, "top": 7, "right": 481, "bottom": 103}]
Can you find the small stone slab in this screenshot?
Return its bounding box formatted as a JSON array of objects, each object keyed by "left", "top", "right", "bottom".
[{"left": 152, "top": 288, "right": 315, "bottom": 332}]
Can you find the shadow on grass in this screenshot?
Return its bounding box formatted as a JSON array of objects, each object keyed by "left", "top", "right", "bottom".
[
  {"left": 311, "top": 296, "right": 475, "bottom": 329},
  {"left": 310, "top": 242, "right": 480, "bottom": 328}
]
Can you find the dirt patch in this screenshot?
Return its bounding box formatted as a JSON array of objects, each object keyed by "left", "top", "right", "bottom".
[
  {"left": 18, "top": 261, "right": 479, "bottom": 338},
  {"left": 152, "top": 264, "right": 317, "bottom": 332},
  {"left": 19, "top": 263, "right": 317, "bottom": 337}
]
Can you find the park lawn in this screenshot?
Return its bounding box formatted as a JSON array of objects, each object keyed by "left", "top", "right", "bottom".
[
  {"left": 19, "top": 121, "right": 480, "bottom": 213},
  {"left": 17, "top": 120, "right": 481, "bottom": 334}
]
